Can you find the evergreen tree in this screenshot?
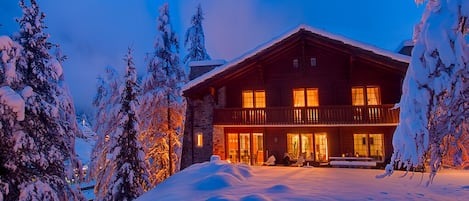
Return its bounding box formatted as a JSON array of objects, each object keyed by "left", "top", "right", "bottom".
[
  {"left": 0, "top": 0, "right": 83, "bottom": 200},
  {"left": 102, "top": 47, "right": 150, "bottom": 201},
  {"left": 0, "top": 35, "right": 24, "bottom": 201},
  {"left": 139, "top": 2, "right": 186, "bottom": 186},
  {"left": 380, "top": 0, "right": 469, "bottom": 182},
  {"left": 90, "top": 66, "right": 122, "bottom": 198},
  {"left": 183, "top": 4, "right": 211, "bottom": 64}
]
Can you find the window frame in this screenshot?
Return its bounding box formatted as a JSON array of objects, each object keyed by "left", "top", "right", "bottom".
[
  {"left": 242, "top": 90, "right": 266, "bottom": 108},
  {"left": 293, "top": 88, "right": 319, "bottom": 107}
]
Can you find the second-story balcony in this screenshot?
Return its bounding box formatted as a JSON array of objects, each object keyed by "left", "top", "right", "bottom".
[{"left": 213, "top": 104, "right": 399, "bottom": 126}]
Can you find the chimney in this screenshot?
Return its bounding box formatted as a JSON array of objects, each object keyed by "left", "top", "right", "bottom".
[{"left": 188, "top": 59, "right": 226, "bottom": 80}]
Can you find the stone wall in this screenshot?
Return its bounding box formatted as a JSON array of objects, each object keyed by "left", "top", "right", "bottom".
[
  {"left": 212, "top": 126, "right": 225, "bottom": 159},
  {"left": 180, "top": 94, "right": 215, "bottom": 169}
]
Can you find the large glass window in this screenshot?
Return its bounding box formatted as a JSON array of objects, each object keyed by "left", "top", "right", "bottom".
[
  {"left": 227, "top": 133, "right": 239, "bottom": 163},
  {"left": 301, "top": 134, "right": 313, "bottom": 160},
  {"left": 287, "top": 133, "right": 313, "bottom": 160},
  {"left": 353, "top": 133, "right": 384, "bottom": 161},
  {"left": 252, "top": 133, "right": 264, "bottom": 165},
  {"left": 369, "top": 134, "right": 384, "bottom": 160},
  {"left": 314, "top": 133, "right": 328, "bottom": 161},
  {"left": 226, "top": 132, "right": 264, "bottom": 165},
  {"left": 239, "top": 133, "right": 251, "bottom": 164},
  {"left": 287, "top": 133, "right": 300, "bottom": 159},
  {"left": 353, "top": 134, "right": 368, "bottom": 157}
]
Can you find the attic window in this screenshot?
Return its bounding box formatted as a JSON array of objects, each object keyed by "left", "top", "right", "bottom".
[
  {"left": 293, "top": 59, "right": 299, "bottom": 68},
  {"left": 310, "top": 57, "right": 317, "bottom": 67}
]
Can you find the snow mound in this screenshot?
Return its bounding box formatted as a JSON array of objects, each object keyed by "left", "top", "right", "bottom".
[
  {"left": 191, "top": 158, "right": 253, "bottom": 190},
  {"left": 206, "top": 195, "right": 237, "bottom": 201},
  {"left": 240, "top": 194, "right": 272, "bottom": 201},
  {"left": 194, "top": 172, "right": 239, "bottom": 191},
  {"left": 265, "top": 184, "right": 293, "bottom": 193}
]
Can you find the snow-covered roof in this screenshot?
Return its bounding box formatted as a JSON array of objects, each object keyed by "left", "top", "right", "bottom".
[
  {"left": 182, "top": 24, "right": 411, "bottom": 92},
  {"left": 188, "top": 59, "right": 226, "bottom": 67}
]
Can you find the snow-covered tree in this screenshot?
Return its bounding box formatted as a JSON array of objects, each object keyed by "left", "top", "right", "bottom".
[
  {"left": 0, "top": 34, "right": 24, "bottom": 201},
  {"left": 139, "top": 2, "right": 186, "bottom": 186},
  {"left": 89, "top": 66, "right": 122, "bottom": 198},
  {"left": 0, "top": 0, "right": 83, "bottom": 200},
  {"left": 102, "top": 47, "right": 150, "bottom": 201},
  {"left": 183, "top": 4, "right": 211, "bottom": 64},
  {"left": 381, "top": 0, "right": 469, "bottom": 182}
]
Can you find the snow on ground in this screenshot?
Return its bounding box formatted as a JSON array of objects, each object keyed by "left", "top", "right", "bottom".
[{"left": 138, "top": 157, "right": 468, "bottom": 201}]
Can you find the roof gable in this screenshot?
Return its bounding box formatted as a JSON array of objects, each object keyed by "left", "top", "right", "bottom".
[{"left": 183, "top": 24, "right": 410, "bottom": 95}]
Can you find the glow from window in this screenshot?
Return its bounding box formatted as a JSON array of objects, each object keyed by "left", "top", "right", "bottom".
[
  {"left": 351, "top": 87, "right": 365, "bottom": 106},
  {"left": 196, "top": 132, "right": 203, "bottom": 147}
]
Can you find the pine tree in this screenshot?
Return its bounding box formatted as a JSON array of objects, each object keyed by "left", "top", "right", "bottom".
[
  {"left": 139, "top": 2, "right": 186, "bottom": 186},
  {"left": 0, "top": 0, "right": 83, "bottom": 200},
  {"left": 0, "top": 35, "right": 24, "bottom": 201},
  {"left": 381, "top": 0, "right": 469, "bottom": 182},
  {"left": 90, "top": 66, "right": 122, "bottom": 198},
  {"left": 183, "top": 4, "right": 211, "bottom": 64},
  {"left": 102, "top": 47, "right": 150, "bottom": 201}
]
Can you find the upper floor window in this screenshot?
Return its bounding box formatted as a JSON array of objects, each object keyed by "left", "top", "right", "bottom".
[
  {"left": 351, "top": 86, "right": 380, "bottom": 106},
  {"left": 242, "top": 90, "right": 265, "bottom": 108},
  {"left": 293, "top": 88, "right": 319, "bottom": 107}
]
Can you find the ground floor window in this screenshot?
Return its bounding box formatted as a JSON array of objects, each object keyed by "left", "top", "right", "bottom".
[
  {"left": 314, "top": 133, "right": 328, "bottom": 162},
  {"left": 287, "top": 133, "right": 327, "bottom": 161},
  {"left": 353, "top": 133, "right": 384, "bottom": 161},
  {"left": 226, "top": 132, "right": 264, "bottom": 165}
]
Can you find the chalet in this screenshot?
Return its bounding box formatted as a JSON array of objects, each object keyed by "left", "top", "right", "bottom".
[{"left": 180, "top": 25, "right": 410, "bottom": 169}]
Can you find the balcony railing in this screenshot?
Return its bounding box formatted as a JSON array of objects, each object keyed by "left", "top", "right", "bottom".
[{"left": 213, "top": 105, "right": 399, "bottom": 125}]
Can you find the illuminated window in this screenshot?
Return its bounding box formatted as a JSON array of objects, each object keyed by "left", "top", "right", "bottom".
[
  {"left": 369, "top": 134, "right": 384, "bottom": 160},
  {"left": 287, "top": 133, "right": 300, "bottom": 159},
  {"left": 351, "top": 87, "right": 365, "bottom": 106},
  {"left": 352, "top": 86, "right": 381, "bottom": 120},
  {"left": 242, "top": 90, "right": 265, "bottom": 108},
  {"left": 351, "top": 86, "right": 380, "bottom": 106},
  {"left": 353, "top": 133, "right": 384, "bottom": 161},
  {"left": 314, "top": 133, "right": 328, "bottom": 161},
  {"left": 366, "top": 87, "right": 380, "bottom": 105},
  {"left": 293, "top": 88, "right": 319, "bottom": 107},
  {"left": 353, "top": 134, "right": 368, "bottom": 157},
  {"left": 287, "top": 133, "right": 313, "bottom": 160},
  {"left": 293, "top": 88, "right": 319, "bottom": 123},
  {"left": 196, "top": 132, "right": 203, "bottom": 147}
]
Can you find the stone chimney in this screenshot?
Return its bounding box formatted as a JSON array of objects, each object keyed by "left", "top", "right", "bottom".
[{"left": 188, "top": 59, "right": 226, "bottom": 80}]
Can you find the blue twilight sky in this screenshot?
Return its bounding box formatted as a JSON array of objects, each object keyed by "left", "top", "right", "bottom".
[{"left": 0, "top": 0, "right": 424, "bottom": 114}]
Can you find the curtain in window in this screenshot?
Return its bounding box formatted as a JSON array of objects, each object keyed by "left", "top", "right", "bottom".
[
  {"left": 351, "top": 87, "right": 365, "bottom": 106},
  {"left": 366, "top": 87, "right": 380, "bottom": 105}
]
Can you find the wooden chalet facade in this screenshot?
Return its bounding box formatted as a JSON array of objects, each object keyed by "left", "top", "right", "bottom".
[{"left": 180, "top": 25, "right": 409, "bottom": 169}]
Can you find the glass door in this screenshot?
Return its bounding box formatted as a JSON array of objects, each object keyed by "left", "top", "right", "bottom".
[
  {"left": 252, "top": 133, "right": 264, "bottom": 165},
  {"left": 301, "top": 134, "right": 313, "bottom": 160},
  {"left": 227, "top": 133, "right": 239, "bottom": 163},
  {"left": 314, "top": 133, "right": 328, "bottom": 161},
  {"left": 239, "top": 133, "right": 251, "bottom": 164}
]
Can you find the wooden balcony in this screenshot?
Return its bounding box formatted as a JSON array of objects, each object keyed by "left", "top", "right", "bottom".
[{"left": 213, "top": 104, "right": 399, "bottom": 126}]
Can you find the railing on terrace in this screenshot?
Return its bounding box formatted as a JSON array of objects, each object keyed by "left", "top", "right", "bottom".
[{"left": 213, "top": 104, "right": 399, "bottom": 125}]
